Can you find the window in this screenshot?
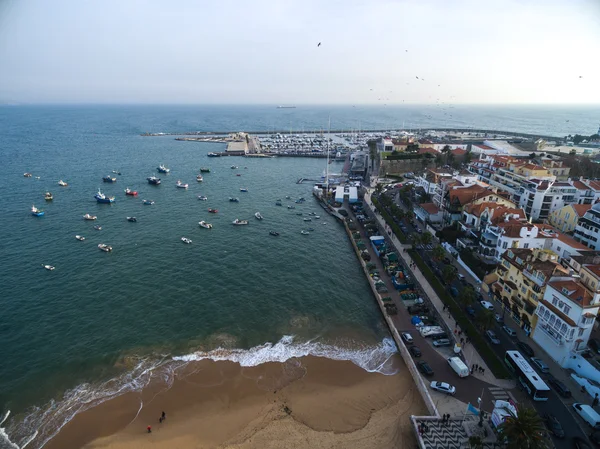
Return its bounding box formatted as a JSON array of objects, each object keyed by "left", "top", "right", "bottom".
[
  {"left": 561, "top": 323, "right": 567, "bottom": 334},
  {"left": 569, "top": 328, "right": 575, "bottom": 339},
  {"left": 504, "top": 286, "right": 512, "bottom": 293},
  {"left": 503, "top": 241, "right": 508, "bottom": 249},
  {"left": 521, "top": 286, "right": 527, "bottom": 294},
  {"left": 552, "top": 297, "right": 559, "bottom": 306},
  {"left": 557, "top": 246, "right": 561, "bottom": 252},
  {"left": 564, "top": 305, "right": 571, "bottom": 314},
  {"left": 503, "top": 260, "right": 510, "bottom": 268},
  {"left": 559, "top": 301, "right": 564, "bottom": 309},
  {"left": 516, "top": 257, "right": 523, "bottom": 265},
  {"left": 549, "top": 316, "right": 556, "bottom": 326},
  {"left": 524, "top": 243, "right": 529, "bottom": 249},
  {"left": 579, "top": 328, "right": 585, "bottom": 337},
  {"left": 566, "top": 212, "right": 571, "bottom": 220}
]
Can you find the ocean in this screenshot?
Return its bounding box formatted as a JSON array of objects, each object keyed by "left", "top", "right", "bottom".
[{"left": 1, "top": 104, "right": 598, "bottom": 449}]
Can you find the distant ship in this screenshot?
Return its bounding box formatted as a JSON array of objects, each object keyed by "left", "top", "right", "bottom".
[{"left": 277, "top": 106, "right": 296, "bottom": 109}]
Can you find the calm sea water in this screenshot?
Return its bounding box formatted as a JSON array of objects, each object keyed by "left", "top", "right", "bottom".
[{"left": 1, "top": 104, "right": 599, "bottom": 449}]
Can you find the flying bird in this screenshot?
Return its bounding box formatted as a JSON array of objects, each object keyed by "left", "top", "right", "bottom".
[
  {"left": 317, "top": 42, "right": 321, "bottom": 47},
  {"left": 416, "top": 76, "right": 419, "bottom": 79}
]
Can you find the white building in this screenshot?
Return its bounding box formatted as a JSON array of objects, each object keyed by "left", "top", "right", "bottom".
[
  {"left": 532, "top": 278, "right": 600, "bottom": 367},
  {"left": 574, "top": 203, "right": 600, "bottom": 250}
]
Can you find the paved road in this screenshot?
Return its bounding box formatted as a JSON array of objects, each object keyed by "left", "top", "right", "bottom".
[{"left": 375, "top": 187, "right": 592, "bottom": 449}]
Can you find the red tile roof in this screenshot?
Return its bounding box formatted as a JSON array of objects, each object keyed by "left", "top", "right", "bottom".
[
  {"left": 548, "top": 280, "right": 595, "bottom": 307},
  {"left": 420, "top": 203, "right": 440, "bottom": 215},
  {"left": 588, "top": 181, "right": 600, "bottom": 191},
  {"left": 448, "top": 185, "right": 491, "bottom": 206},
  {"left": 418, "top": 147, "right": 439, "bottom": 155},
  {"left": 573, "top": 180, "right": 589, "bottom": 190},
  {"left": 573, "top": 204, "right": 593, "bottom": 217},
  {"left": 451, "top": 148, "right": 467, "bottom": 155}
]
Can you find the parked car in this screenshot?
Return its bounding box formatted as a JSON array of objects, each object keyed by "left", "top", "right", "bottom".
[
  {"left": 543, "top": 414, "right": 565, "bottom": 438},
  {"left": 589, "top": 338, "right": 600, "bottom": 354},
  {"left": 480, "top": 301, "right": 494, "bottom": 311},
  {"left": 417, "top": 361, "right": 434, "bottom": 376},
  {"left": 494, "top": 313, "right": 504, "bottom": 323},
  {"left": 430, "top": 381, "right": 456, "bottom": 395},
  {"left": 431, "top": 333, "right": 449, "bottom": 341},
  {"left": 401, "top": 332, "right": 414, "bottom": 344},
  {"left": 486, "top": 330, "right": 501, "bottom": 345},
  {"left": 450, "top": 287, "right": 459, "bottom": 297},
  {"left": 517, "top": 341, "right": 535, "bottom": 357},
  {"left": 409, "top": 346, "right": 422, "bottom": 357},
  {"left": 531, "top": 357, "right": 550, "bottom": 373},
  {"left": 466, "top": 306, "right": 476, "bottom": 317},
  {"left": 338, "top": 209, "right": 348, "bottom": 217},
  {"left": 433, "top": 338, "right": 451, "bottom": 347},
  {"left": 546, "top": 375, "right": 571, "bottom": 398},
  {"left": 502, "top": 325, "right": 517, "bottom": 338}
]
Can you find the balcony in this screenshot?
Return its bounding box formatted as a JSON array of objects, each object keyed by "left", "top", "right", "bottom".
[
  {"left": 523, "top": 270, "right": 544, "bottom": 288},
  {"left": 579, "top": 315, "right": 595, "bottom": 328},
  {"left": 537, "top": 323, "right": 564, "bottom": 345}
]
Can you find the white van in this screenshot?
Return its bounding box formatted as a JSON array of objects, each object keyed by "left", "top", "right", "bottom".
[
  {"left": 573, "top": 403, "right": 600, "bottom": 429},
  {"left": 448, "top": 357, "right": 469, "bottom": 377}
]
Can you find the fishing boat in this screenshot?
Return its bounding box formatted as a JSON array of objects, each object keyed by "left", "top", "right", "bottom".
[
  {"left": 199, "top": 221, "right": 213, "bottom": 229},
  {"left": 200, "top": 167, "right": 211, "bottom": 172},
  {"left": 44, "top": 192, "right": 53, "bottom": 201},
  {"left": 287, "top": 205, "right": 295, "bottom": 209},
  {"left": 112, "top": 170, "right": 122, "bottom": 175},
  {"left": 231, "top": 165, "right": 238, "bottom": 169},
  {"left": 24, "top": 173, "right": 32, "bottom": 178},
  {"left": 42, "top": 264, "right": 55, "bottom": 271},
  {"left": 94, "top": 225, "right": 102, "bottom": 230},
  {"left": 275, "top": 200, "right": 282, "bottom": 206},
  {"left": 255, "top": 212, "right": 263, "bottom": 220},
  {"left": 83, "top": 214, "right": 97, "bottom": 220},
  {"left": 232, "top": 219, "right": 249, "bottom": 225},
  {"left": 103, "top": 175, "right": 117, "bottom": 183},
  {"left": 124, "top": 188, "right": 138, "bottom": 196},
  {"left": 236, "top": 174, "right": 241, "bottom": 177},
  {"left": 181, "top": 237, "right": 193, "bottom": 244},
  {"left": 296, "top": 213, "right": 303, "bottom": 216},
  {"left": 75, "top": 235, "right": 85, "bottom": 241},
  {"left": 300, "top": 231, "right": 310, "bottom": 235},
  {"left": 229, "top": 197, "right": 239, "bottom": 202},
  {"left": 240, "top": 188, "right": 248, "bottom": 192},
  {"left": 208, "top": 208, "right": 218, "bottom": 213},
  {"left": 196, "top": 174, "right": 203, "bottom": 182},
  {"left": 127, "top": 217, "right": 137, "bottom": 222},
  {"left": 157, "top": 164, "right": 170, "bottom": 173},
  {"left": 147, "top": 176, "right": 161, "bottom": 185},
  {"left": 303, "top": 218, "right": 312, "bottom": 222},
  {"left": 269, "top": 231, "right": 280, "bottom": 236},
  {"left": 285, "top": 196, "right": 291, "bottom": 199},
  {"left": 95, "top": 189, "right": 115, "bottom": 203},
  {"left": 143, "top": 199, "right": 155, "bottom": 205},
  {"left": 98, "top": 243, "right": 112, "bottom": 252},
  {"left": 198, "top": 195, "right": 208, "bottom": 201},
  {"left": 58, "top": 180, "right": 68, "bottom": 186},
  {"left": 31, "top": 205, "right": 44, "bottom": 217},
  {"left": 207, "top": 153, "right": 220, "bottom": 157},
  {"left": 175, "top": 180, "right": 188, "bottom": 189}
]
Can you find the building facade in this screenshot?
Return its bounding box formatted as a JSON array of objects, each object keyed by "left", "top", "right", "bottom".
[{"left": 548, "top": 204, "right": 592, "bottom": 234}]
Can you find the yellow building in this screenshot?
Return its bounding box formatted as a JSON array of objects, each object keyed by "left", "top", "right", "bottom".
[
  {"left": 548, "top": 204, "right": 592, "bottom": 234},
  {"left": 491, "top": 248, "right": 568, "bottom": 334},
  {"left": 511, "top": 163, "right": 553, "bottom": 179}
]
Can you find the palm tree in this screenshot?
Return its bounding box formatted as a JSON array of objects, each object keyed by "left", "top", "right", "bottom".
[
  {"left": 432, "top": 245, "right": 445, "bottom": 262},
  {"left": 459, "top": 286, "right": 476, "bottom": 308},
  {"left": 499, "top": 405, "right": 549, "bottom": 449},
  {"left": 442, "top": 265, "right": 457, "bottom": 285},
  {"left": 420, "top": 231, "right": 433, "bottom": 246},
  {"left": 476, "top": 308, "right": 495, "bottom": 330},
  {"left": 441, "top": 144, "right": 451, "bottom": 165}
]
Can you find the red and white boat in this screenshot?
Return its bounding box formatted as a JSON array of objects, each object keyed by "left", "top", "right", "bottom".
[
  {"left": 124, "top": 188, "right": 138, "bottom": 196},
  {"left": 208, "top": 208, "right": 218, "bottom": 213}
]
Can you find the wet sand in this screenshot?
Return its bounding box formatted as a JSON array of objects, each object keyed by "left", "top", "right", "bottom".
[{"left": 44, "top": 355, "right": 425, "bottom": 449}]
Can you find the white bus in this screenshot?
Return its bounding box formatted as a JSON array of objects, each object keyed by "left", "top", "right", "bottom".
[{"left": 504, "top": 350, "right": 550, "bottom": 401}]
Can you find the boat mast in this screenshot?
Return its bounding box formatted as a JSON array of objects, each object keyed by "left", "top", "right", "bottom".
[{"left": 326, "top": 115, "right": 331, "bottom": 193}]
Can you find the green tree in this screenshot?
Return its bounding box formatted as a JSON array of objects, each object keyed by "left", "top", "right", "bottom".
[
  {"left": 420, "top": 231, "right": 433, "bottom": 246},
  {"left": 573, "top": 134, "right": 586, "bottom": 145},
  {"left": 441, "top": 145, "right": 451, "bottom": 165},
  {"left": 435, "top": 154, "right": 443, "bottom": 167},
  {"left": 468, "top": 436, "right": 484, "bottom": 449},
  {"left": 529, "top": 152, "right": 536, "bottom": 159},
  {"left": 476, "top": 308, "right": 495, "bottom": 330},
  {"left": 570, "top": 148, "right": 577, "bottom": 156},
  {"left": 406, "top": 143, "right": 419, "bottom": 153},
  {"left": 442, "top": 265, "right": 457, "bottom": 285},
  {"left": 459, "top": 286, "right": 476, "bottom": 308},
  {"left": 463, "top": 151, "right": 472, "bottom": 165},
  {"left": 375, "top": 184, "right": 383, "bottom": 195},
  {"left": 432, "top": 245, "right": 445, "bottom": 262},
  {"left": 499, "top": 405, "right": 549, "bottom": 449}
]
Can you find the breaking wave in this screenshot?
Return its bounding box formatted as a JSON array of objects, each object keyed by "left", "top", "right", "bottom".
[{"left": 1, "top": 336, "right": 398, "bottom": 449}]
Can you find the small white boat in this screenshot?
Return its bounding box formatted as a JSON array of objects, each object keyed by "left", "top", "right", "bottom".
[
  {"left": 94, "top": 225, "right": 102, "bottom": 231},
  {"left": 255, "top": 212, "right": 263, "bottom": 220},
  {"left": 75, "top": 235, "right": 85, "bottom": 241},
  {"left": 42, "top": 264, "right": 55, "bottom": 271},
  {"left": 303, "top": 218, "right": 312, "bottom": 222},
  {"left": 314, "top": 215, "right": 321, "bottom": 219},
  {"left": 176, "top": 180, "right": 188, "bottom": 189},
  {"left": 83, "top": 214, "right": 97, "bottom": 220},
  {"left": 24, "top": 173, "right": 32, "bottom": 178},
  {"left": 196, "top": 174, "right": 203, "bottom": 182},
  {"left": 232, "top": 219, "right": 249, "bottom": 226},
  {"left": 143, "top": 199, "right": 155, "bottom": 205},
  {"left": 198, "top": 195, "right": 208, "bottom": 201},
  {"left": 58, "top": 180, "right": 68, "bottom": 186},
  {"left": 240, "top": 188, "right": 248, "bottom": 192},
  {"left": 127, "top": 217, "right": 137, "bottom": 222},
  {"left": 288, "top": 205, "right": 295, "bottom": 209},
  {"left": 181, "top": 237, "right": 193, "bottom": 244},
  {"left": 300, "top": 231, "right": 310, "bottom": 235},
  {"left": 199, "top": 221, "right": 213, "bottom": 229},
  {"left": 98, "top": 243, "right": 112, "bottom": 252},
  {"left": 231, "top": 165, "right": 238, "bottom": 169}
]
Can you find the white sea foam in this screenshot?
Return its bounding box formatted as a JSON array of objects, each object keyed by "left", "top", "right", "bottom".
[
  {"left": 173, "top": 335, "right": 399, "bottom": 375},
  {"left": 2, "top": 336, "right": 397, "bottom": 449}
]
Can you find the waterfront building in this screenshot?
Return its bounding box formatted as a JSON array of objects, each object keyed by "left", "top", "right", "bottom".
[
  {"left": 414, "top": 203, "right": 443, "bottom": 223},
  {"left": 414, "top": 168, "right": 453, "bottom": 197},
  {"left": 441, "top": 184, "right": 514, "bottom": 225},
  {"left": 548, "top": 204, "right": 592, "bottom": 233},
  {"left": 532, "top": 277, "right": 600, "bottom": 367},
  {"left": 491, "top": 248, "right": 568, "bottom": 334}
]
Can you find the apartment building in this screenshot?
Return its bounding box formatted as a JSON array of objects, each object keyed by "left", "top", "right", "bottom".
[
  {"left": 574, "top": 203, "right": 600, "bottom": 250},
  {"left": 492, "top": 248, "right": 568, "bottom": 334},
  {"left": 548, "top": 204, "right": 592, "bottom": 233},
  {"left": 442, "top": 184, "right": 515, "bottom": 225}
]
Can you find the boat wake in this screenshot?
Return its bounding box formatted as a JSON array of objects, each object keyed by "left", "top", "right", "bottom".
[{"left": 1, "top": 336, "right": 397, "bottom": 449}]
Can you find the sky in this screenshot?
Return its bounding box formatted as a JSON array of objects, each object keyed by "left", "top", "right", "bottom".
[{"left": 0, "top": 0, "right": 599, "bottom": 105}]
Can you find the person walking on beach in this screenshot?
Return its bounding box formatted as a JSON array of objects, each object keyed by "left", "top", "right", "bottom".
[
  {"left": 147, "top": 425, "right": 152, "bottom": 433},
  {"left": 161, "top": 411, "right": 166, "bottom": 420}
]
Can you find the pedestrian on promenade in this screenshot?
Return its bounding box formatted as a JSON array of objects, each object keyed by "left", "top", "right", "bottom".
[
  {"left": 470, "top": 367, "right": 474, "bottom": 375},
  {"left": 471, "top": 364, "right": 475, "bottom": 371},
  {"left": 475, "top": 364, "right": 479, "bottom": 371},
  {"left": 454, "top": 329, "right": 458, "bottom": 335},
  {"left": 147, "top": 425, "right": 152, "bottom": 433},
  {"left": 162, "top": 411, "right": 166, "bottom": 420}
]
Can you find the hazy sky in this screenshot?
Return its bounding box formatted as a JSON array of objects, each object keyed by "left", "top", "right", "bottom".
[{"left": 0, "top": 0, "right": 599, "bottom": 104}]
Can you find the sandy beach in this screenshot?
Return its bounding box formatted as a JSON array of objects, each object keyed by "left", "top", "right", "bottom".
[{"left": 44, "top": 355, "right": 424, "bottom": 449}]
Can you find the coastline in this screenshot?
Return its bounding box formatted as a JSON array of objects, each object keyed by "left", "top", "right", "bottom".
[{"left": 44, "top": 355, "right": 425, "bottom": 449}]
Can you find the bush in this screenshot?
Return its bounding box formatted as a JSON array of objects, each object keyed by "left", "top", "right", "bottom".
[
  {"left": 372, "top": 196, "right": 407, "bottom": 244},
  {"left": 408, "top": 249, "right": 510, "bottom": 379},
  {"left": 459, "top": 249, "right": 496, "bottom": 280}
]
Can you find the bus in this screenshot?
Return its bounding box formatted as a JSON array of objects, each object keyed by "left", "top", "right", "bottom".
[{"left": 504, "top": 350, "right": 550, "bottom": 401}]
